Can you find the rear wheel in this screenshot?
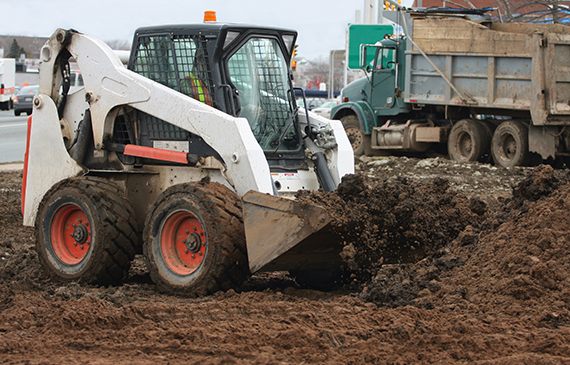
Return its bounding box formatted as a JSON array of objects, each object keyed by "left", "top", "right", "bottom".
[
  {"left": 341, "top": 115, "right": 365, "bottom": 156},
  {"left": 14, "top": 110, "right": 21, "bottom": 116},
  {"left": 448, "top": 119, "right": 490, "bottom": 163},
  {"left": 491, "top": 121, "right": 530, "bottom": 167},
  {"left": 143, "top": 181, "right": 249, "bottom": 296},
  {"left": 35, "top": 177, "right": 138, "bottom": 285}
]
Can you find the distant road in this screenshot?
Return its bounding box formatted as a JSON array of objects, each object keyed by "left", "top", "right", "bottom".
[{"left": 0, "top": 110, "right": 28, "bottom": 163}]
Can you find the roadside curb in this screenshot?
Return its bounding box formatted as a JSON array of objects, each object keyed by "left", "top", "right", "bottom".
[{"left": 0, "top": 163, "right": 24, "bottom": 172}]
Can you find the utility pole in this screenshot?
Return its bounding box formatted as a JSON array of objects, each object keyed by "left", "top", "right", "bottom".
[{"left": 329, "top": 50, "right": 339, "bottom": 99}]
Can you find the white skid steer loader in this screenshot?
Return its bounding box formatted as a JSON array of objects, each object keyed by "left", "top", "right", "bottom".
[{"left": 22, "top": 23, "right": 353, "bottom": 295}]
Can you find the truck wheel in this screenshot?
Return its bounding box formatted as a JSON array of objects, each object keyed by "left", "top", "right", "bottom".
[
  {"left": 491, "top": 121, "right": 530, "bottom": 167},
  {"left": 35, "top": 177, "right": 138, "bottom": 285},
  {"left": 448, "top": 119, "right": 490, "bottom": 163},
  {"left": 143, "top": 181, "right": 249, "bottom": 296},
  {"left": 341, "top": 115, "right": 365, "bottom": 156}
]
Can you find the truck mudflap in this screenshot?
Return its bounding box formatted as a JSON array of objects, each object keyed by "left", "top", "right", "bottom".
[{"left": 242, "top": 191, "right": 344, "bottom": 273}]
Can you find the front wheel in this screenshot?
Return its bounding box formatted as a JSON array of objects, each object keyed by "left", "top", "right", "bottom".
[
  {"left": 341, "top": 115, "right": 365, "bottom": 156},
  {"left": 491, "top": 121, "right": 530, "bottom": 167},
  {"left": 143, "top": 181, "right": 249, "bottom": 296},
  {"left": 35, "top": 177, "right": 138, "bottom": 285}
]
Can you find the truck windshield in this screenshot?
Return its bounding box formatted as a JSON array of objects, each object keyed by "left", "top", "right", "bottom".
[
  {"left": 228, "top": 37, "right": 299, "bottom": 151},
  {"left": 375, "top": 47, "right": 396, "bottom": 70}
]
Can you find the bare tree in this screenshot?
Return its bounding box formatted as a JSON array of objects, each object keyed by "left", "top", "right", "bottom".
[
  {"left": 294, "top": 55, "right": 346, "bottom": 92},
  {"left": 293, "top": 56, "right": 327, "bottom": 91},
  {"left": 496, "top": 0, "right": 570, "bottom": 24}
]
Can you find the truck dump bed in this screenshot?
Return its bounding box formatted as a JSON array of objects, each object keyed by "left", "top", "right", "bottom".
[{"left": 406, "top": 16, "right": 570, "bottom": 126}]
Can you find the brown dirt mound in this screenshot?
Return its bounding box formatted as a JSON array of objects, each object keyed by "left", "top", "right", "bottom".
[
  {"left": 361, "top": 165, "right": 570, "bottom": 317},
  {"left": 297, "top": 173, "right": 489, "bottom": 285},
  {"left": 3, "top": 163, "right": 570, "bottom": 363},
  {"left": 0, "top": 172, "right": 42, "bottom": 290}
]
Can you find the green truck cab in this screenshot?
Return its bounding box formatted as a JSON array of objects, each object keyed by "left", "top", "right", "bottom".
[{"left": 331, "top": 36, "right": 411, "bottom": 155}]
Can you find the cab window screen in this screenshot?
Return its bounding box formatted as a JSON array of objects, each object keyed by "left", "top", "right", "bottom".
[
  {"left": 228, "top": 38, "right": 299, "bottom": 151},
  {"left": 132, "top": 34, "right": 215, "bottom": 107}
]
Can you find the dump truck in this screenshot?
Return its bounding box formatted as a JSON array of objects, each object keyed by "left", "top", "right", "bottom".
[
  {"left": 0, "top": 58, "right": 16, "bottom": 110},
  {"left": 332, "top": 6, "right": 570, "bottom": 167},
  {"left": 22, "top": 19, "right": 354, "bottom": 295}
]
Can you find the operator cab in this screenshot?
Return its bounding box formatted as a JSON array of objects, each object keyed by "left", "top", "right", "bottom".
[{"left": 123, "top": 23, "right": 304, "bottom": 171}]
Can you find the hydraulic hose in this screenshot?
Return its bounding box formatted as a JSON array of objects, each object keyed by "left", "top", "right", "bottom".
[
  {"left": 72, "top": 109, "right": 92, "bottom": 164},
  {"left": 312, "top": 152, "right": 336, "bottom": 192}
]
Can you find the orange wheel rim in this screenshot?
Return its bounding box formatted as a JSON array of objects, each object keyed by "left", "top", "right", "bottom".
[
  {"left": 160, "top": 210, "right": 206, "bottom": 275},
  {"left": 51, "top": 204, "right": 91, "bottom": 265}
]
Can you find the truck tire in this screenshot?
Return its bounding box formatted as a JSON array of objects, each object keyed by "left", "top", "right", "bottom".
[
  {"left": 448, "top": 119, "right": 490, "bottom": 163},
  {"left": 143, "top": 181, "right": 249, "bottom": 296},
  {"left": 341, "top": 115, "right": 366, "bottom": 156},
  {"left": 491, "top": 120, "right": 530, "bottom": 167},
  {"left": 35, "top": 177, "right": 138, "bottom": 285}
]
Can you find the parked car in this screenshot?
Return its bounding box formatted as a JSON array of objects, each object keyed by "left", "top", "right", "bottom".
[
  {"left": 13, "top": 85, "right": 39, "bottom": 116},
  {"left": 296, "top": 98, "right": 328, "bottom": 110},
  {"left": 311, "top": 100, "right": 337, "bottom": 119}
]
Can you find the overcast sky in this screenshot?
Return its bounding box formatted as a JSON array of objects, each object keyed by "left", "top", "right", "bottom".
[{"left": 1, "top": 0, "right": 413, "bottom": 61}]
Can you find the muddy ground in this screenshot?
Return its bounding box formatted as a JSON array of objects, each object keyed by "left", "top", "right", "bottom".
[{"left": 2, "top": 157, "right": 570, "bottom": 364}]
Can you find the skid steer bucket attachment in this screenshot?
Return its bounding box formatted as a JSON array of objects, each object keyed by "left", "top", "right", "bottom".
[{"left": 242, "top": 191, "right": 344, "bottom": 273}]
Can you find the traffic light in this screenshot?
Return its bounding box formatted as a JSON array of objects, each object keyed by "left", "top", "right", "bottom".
[
  {"left": 292, "top": 45, "right": 298, "bottom": 71},
  {"left": 384, "top": 0, "right": 400, "bottom": 10}
]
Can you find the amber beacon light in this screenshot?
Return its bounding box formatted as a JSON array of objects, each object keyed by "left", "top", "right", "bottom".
[{"left": 204, "top": 11, "right": 217, "bottom": 22}]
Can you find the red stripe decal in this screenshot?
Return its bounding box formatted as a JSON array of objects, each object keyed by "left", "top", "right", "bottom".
[
  {"left": 22, "top": 115, "right": 33, "bottom": 216},
  {"left": 123, "top": 145, "right": 188, "bottom": 164}
]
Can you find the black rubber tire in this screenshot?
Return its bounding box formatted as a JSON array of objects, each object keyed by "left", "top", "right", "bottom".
[
  {"left": 143, "top": 181, "right": 249, "bottom": 296},
  {"left": 290, "top": 267, "right": 345, "bottom": 291},
  {"left": 341, "top": 115, "right": 366, "bottom": 156},
  {"left": 448, "top": 119, "right": 491, "bottom": 163},
  {"left": 491, "top": 120, "right": 530, "bottom": 167},
  {"left": 35, "top": 177, "right": 138, "bottom": 285},
  {"left": 14, "top": 110, "right": 21, "bottom": 116}
]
